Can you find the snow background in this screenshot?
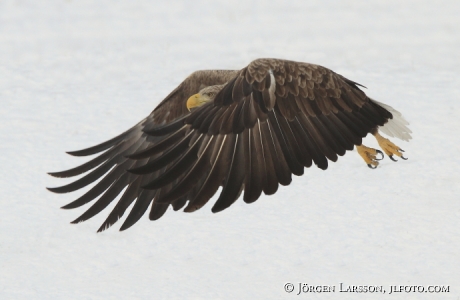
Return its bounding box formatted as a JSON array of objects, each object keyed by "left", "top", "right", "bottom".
[{"left": 1, "top": 0, "right": 459, "bottom": 299}]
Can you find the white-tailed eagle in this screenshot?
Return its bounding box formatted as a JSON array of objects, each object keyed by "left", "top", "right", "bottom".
[{"left": 48, "top": 58, "right": 412, "bottom": 232}]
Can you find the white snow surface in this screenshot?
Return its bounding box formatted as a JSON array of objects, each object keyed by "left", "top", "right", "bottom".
[{"left": 1, "top": 1, "right": 460, "bottom": 299}]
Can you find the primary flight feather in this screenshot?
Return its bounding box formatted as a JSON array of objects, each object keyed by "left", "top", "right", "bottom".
[{"left": 48, "top": 58, "right": 412, "bottom": 232}]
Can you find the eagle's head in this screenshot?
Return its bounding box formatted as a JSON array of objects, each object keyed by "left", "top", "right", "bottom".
[{"left": 186, "top": 84, "right": 225, "bottom": 111}]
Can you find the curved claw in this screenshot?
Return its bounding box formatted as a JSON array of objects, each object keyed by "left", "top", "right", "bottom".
[
  {"left": 375, "top": 150, "right": 384, "bottom": 161},
  {"left": 367, "top": 164, "right": 377, "bottom": 169},
  {"left": 389, "top": 155, "right": 398, "bottom": 162},
  {"left": 401, "top": 155, "right": 408, "bottom": 160},
  {"left": 400, "top": 149, "right": 405, "bottom": 152}
]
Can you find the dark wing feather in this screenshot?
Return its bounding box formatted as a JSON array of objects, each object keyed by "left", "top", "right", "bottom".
[
  {"left": 48, "top": 69, "right": 238, "bottom": 231},
  {"left": 48, "top": 58, "right": 393, "bottom": 231}
]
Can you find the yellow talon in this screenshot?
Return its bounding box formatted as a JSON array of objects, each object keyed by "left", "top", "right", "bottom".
[
  {"left": 356, "top": 144, "right": 383, "bottom": 169},
  {"left": 374, "top": 132, "right": 406, "bottom": 161}
]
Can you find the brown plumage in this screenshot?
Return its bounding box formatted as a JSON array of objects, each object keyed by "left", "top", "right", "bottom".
[{"left": 48, "top": 58, "right": 407, "bottom": 232}]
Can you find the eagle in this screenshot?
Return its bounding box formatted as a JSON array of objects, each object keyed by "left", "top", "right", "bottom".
[{"left": 48, "top": 58, "right": 412, "bottom": 232}]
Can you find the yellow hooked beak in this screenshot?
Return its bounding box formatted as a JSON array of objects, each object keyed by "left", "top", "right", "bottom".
[{"left": 186, "top": 93, "right": 203, "bottom": 111}]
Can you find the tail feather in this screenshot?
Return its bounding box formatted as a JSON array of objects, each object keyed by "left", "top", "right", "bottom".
[{"left": 371, "top": 99, "right": 412, "bottom": 141}]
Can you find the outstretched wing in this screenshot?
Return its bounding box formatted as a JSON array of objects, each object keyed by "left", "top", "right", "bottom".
[
  {"left": 48, "top": 58, "right": 393, "bottom": 231},
  {"left": 47, "top": 69, "right": 238, "bottom": 232}
]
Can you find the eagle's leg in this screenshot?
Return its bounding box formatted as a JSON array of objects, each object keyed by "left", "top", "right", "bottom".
[
  {"left": 373, "top": 131, "right": 407, "bottom": 162},
  {"left": 356, "top": 144, "right": 383, "bottom": 169}
]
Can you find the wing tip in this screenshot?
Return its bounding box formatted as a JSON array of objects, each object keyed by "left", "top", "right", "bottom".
[
  {"left": 61, "top": 202, "right": 78, "bottom": 210},
  {"left": 97, "top": 223, "right": 110, "bottom": 233},
  {"left": 47, "top": 186, "right": 63, "bottom": 194},
  {"left": 66, "top": 149, "right": 95, "bottom": 157},
  {"left": 211, "top": 204, "right": 226, "bottom": 214},
  {"left": 47, "top": 171, "right": 59, "bottom": 178},
  {"left": 119, "top": 222, "right": 131, "bottom": 231},
  {"left": 70, "top": 217, "right": 82, "bottom": 224},
  {"left": 65, "top": 150, "right": 80, "bottom": 156},
  {"left": 47, "top": 171, "right": 71, "bottom": 178}
]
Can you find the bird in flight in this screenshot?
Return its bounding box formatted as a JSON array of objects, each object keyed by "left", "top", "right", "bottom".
[{"left": 48, "top": 58, "right": 412, "bottom": 232}]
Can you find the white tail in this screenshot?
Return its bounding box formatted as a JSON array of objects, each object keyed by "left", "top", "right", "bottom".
[{"left": 371, "top": 99, "right": 412, "bottom": 142}]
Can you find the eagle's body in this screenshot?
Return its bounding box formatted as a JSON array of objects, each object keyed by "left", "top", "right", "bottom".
[{"left": 48, "top": 58, "right": 411, "bottom": 232}]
